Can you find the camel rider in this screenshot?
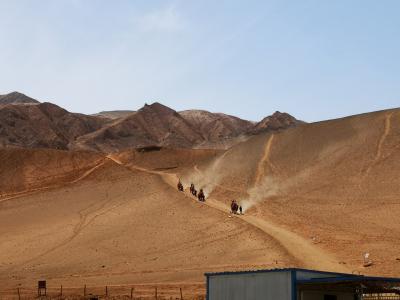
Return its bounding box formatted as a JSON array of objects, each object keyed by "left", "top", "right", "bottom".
[
  {"left": 177, "top": 180, "right": 183, "bottom": 191},
  {"left": 198, "top": 189, "right": 205, "bottom": 201},
  {"left": 231, "top": 200, "right": 238, "bottom": 214},
  {"left": 190, "top": 183, "right": 195, "bottom": 194}
]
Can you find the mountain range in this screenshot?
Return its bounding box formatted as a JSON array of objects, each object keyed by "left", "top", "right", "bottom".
[{"left": 0, "top": 91, "right": 301, "bottom": 152}]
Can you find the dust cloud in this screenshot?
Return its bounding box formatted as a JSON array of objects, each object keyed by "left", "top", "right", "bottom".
[
  {"left": 239, "top": 176, "right": 280, "bottom": 212},
  {"left": 239, "top": 169, "right": 308, "bottom": 213},
  {"left": 182, "top": 152, "right": 228, "bottom": 197}
]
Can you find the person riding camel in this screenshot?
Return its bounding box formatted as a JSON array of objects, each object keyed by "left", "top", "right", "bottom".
[
  {"left": 198, "top": 189, "right": 205, "bottom": 202},
  {"left": 190, "top": 183, "right": 195, "bottom": 195},
  {"left": 231, "top": 200, "right": 238, "bottom": 214},
  {"left": 177, "top": 180, "right": 184, "bottom": 192}
]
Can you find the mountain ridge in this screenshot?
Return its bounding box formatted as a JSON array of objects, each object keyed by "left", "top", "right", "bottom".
[{"left": 0, "top": 92, "right": 301, "bottom": 152}]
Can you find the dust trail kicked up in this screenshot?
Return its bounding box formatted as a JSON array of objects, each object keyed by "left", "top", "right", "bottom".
[
  {"left": 239, "top": 134, "right": 277, "bottom": 212},
  {"left": 182, "top": 150, "right": 230, "bottom": 197},
  {"left": 254, "top": 134, "right": 275, "bottom": 185}
]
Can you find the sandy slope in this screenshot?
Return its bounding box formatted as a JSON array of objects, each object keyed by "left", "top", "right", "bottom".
[
  {"left": 0, "top": 108, "right": 399, "bottom": 298},
  {"left": 181, "top": 108, "right": 400, "bottom": 277},
  {"left": 0, "top": 157, "right": 292, "bottom": 293}
]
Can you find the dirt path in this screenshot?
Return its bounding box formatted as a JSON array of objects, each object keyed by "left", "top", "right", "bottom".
[
  {"left": 363, "top": 112, "right": 393, "bottom": 177},
  {"left": 71, "top": 159, "right": 107, "bottom": 183},
  {"left": 0, "top": 158, "right": 108, "bottom": 203},
  {"left": 204, "top": 198, "right": 348, "bottom": 272},
  {"left": 254, "top": 134, "right": 275, "bottom": 185},
  {"left": 108, "top": 157, "right": 348, "bottom": 273},
  {"left": 375, "top": 112, "right": 393, "bottom": 162}
]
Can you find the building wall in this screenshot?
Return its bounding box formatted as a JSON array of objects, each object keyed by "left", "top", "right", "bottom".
[
  {"left": 300, "top": 290, "right": 355, "bottom": 300},
  {"left": 208, "top": 271, "right": 292, "bottom": 300}
]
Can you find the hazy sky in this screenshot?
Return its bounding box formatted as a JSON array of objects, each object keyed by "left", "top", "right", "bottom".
[{"left": 0, "top": 0, "right": 399, "bottom": 122}]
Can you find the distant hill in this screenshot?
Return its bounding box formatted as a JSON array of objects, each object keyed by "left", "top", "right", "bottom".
[
  {"left": 179, "top": 110, "right": 254, "bottom": 142},
  {"left": 93, "top": 110, "right": 135, "bottom": 119},
  {"left": 250, "top": 111, "right": 302, "bottom": 134},
  {"left": 0, "top": 101, "right": 109, "bottom": 149},
  {"left": 75, "top": 103, "right": 301, "bottom": 151},
  {"left": 74, "top": 102, "right": 205, "bottom": 152},
  {"left": 0, "top": 92, "right": 301, "bottom": 151},
  {"left": 0, "top": 91, "right": 39, "bottom": 105}
]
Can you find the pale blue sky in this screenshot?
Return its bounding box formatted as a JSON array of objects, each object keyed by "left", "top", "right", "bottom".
[{"left": 0, "top": 0, "right": 399, "bottom": 122}]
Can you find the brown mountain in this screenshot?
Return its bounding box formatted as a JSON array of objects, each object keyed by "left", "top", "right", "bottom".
[
  {"left": 1, "top": 108, "right": 400, "bottom": 296},
  {"left": 0, "top": 91, "right": 39, "bottom": 105},
  {"left": 73, "top": 102, "right": 205, "bottom": 152},
  {"left": 75, "top": 103, "right": 300, "bottom": 151},
  {"left": 0, "top": 101, "right": 109, "bottom": 149},
  {"left": 179, "top": 110, "right": 254, "bottom": 142},
  {"left": 92, "top": 110, "right": 135, "bottom": 119},
  {"left": 251, "top": 111, "right": 302, "bottom": 134},
  {"left": 0, "top": 92, "right": 301, "bottom": 151}
]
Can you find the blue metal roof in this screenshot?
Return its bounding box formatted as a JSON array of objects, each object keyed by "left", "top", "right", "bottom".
[
  {"left": 297, "top": 275, "right": 400, "bottom": 284},
  {"left": 205, "top": 267, "right": 358, "bottom": 278}
]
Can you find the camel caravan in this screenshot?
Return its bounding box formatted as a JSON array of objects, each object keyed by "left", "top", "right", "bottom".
[
  {"left": 177, "top": 180, "right": 243, "bottom": 215},
  {"left": 177, "top": 180, "right": 206, "bottom": 202}
]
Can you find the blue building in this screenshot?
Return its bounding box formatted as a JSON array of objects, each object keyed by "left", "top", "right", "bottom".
[{"left": 205, "top": 268, "right": 400, "bottom": 300}]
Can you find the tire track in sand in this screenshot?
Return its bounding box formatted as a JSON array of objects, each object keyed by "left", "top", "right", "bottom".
[
  {"left": 254, "top": 134, "right": 275, "bottom": 185},
  {"left": 361, "top": 112, "right": 394, "bottom": 179},
  {"left": 375, "top": 112, "right": 393, "bottom": 163}
]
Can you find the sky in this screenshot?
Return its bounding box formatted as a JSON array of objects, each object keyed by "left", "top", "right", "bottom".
[{"left": 0, "top": 0, "right": 399, "bottom": 122}]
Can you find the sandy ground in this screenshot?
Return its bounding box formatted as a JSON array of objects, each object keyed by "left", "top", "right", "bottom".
[
  {"left": 0, "top": 158, "right": 292, "bottom": 298},
  {"left": 0, "top": 108, "right": 400, "bottom": 298}
]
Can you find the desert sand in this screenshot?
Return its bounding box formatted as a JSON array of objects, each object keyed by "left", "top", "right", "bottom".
[{"left": 0, "top": 108, "right": 399, "bottom": 298}]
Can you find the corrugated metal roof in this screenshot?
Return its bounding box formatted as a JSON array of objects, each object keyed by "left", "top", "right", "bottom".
[
  {"left": 205, "top": 267, "right": 357, "bottom": 278},
  {"left": 298, "top": 275, "right": 400, "bottom": 284}
]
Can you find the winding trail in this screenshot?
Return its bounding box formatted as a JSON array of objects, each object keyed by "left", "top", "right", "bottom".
[
  {"left": 3, "top": 151, "right": 349, "bottom": 272},
  {"left": 108, "top": 154, "right": 348, "bottom": 273},
  {"left": 71, "top": 159, "right": 107, "bottom": 183},
  {"left": 254, "top": 134, "right": 275, "bottom": 185},
  {"left": 375, "top": 112, "right": 393, "bottom": 162},
  {"left": 203, "top": 198, "right": 347, "bottom": 272},
  {"left": 0, "top": 158, "right": 108, "bottom": 203},
  {"left": 364, "top": 112, "right": 393, "bottom": 177}
]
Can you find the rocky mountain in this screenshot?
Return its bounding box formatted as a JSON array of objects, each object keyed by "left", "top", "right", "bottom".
[
  {"left": 179, "top": 110, "right": 254, "bottom": 142},
  {"left": 0, "top": 92, "right": 301, "bottom": 151},
  {"left": 251, "top": 111, "right": 302, "bottom": 134},
  {"left": 0, "top": 101, "right": 109, "bottom": 150},
  {"left": 93, "top": 110, "right": 135, "bottom": 119},
  {"left": 0, "top": 91, "right": 39, "bottom": 105},
  {"left": 73, "top": 103, "right": 205, "bottom": 152}
]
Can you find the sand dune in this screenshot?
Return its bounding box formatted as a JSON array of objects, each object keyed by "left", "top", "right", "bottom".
[{"left": 0, "top": 108, "right": 399, "bottom": 298}]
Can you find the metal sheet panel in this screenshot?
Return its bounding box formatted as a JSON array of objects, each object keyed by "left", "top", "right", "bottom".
[
  {"left": 296, "top": 270, "right": 345, "bottom": 281},
  {"left": 208, "top": 270, "right": 292, "bottom": 300}
]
